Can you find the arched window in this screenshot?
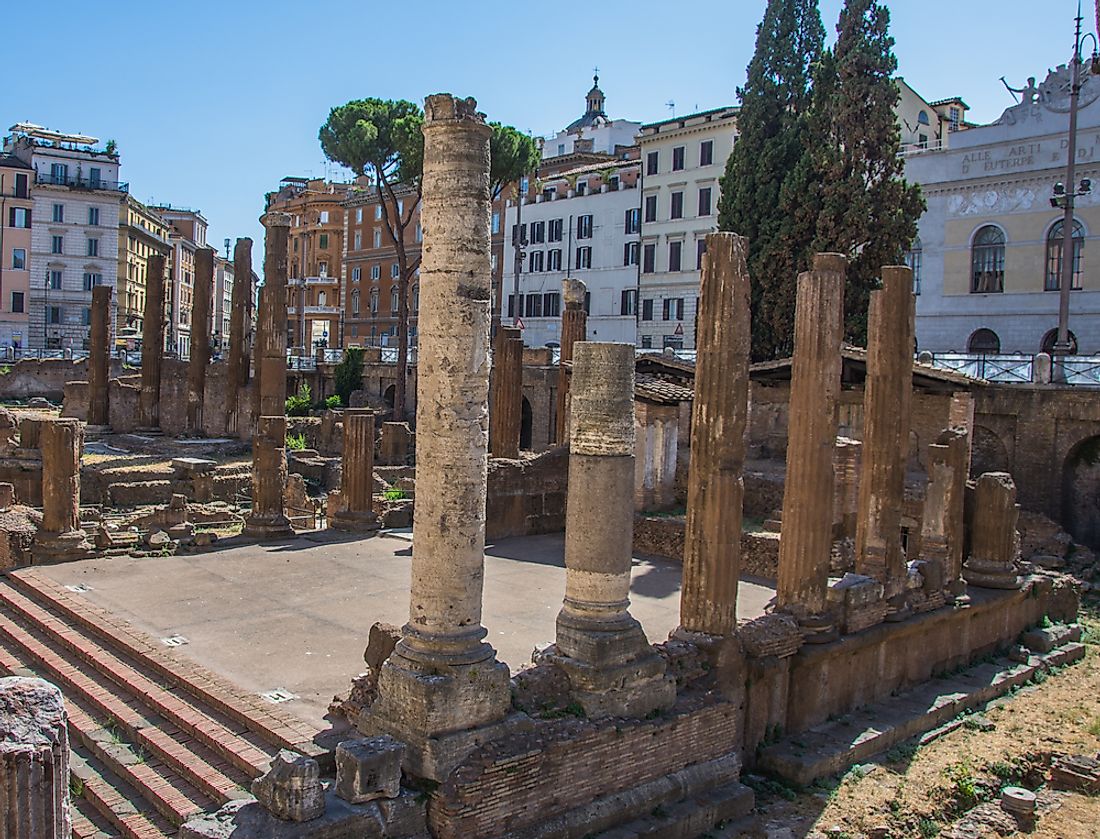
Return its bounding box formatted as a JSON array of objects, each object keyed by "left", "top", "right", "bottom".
[
  {"left": 1045, "top": 219, "right": 1084, "bottom": 291},
  {"left": 918, "top": 110, "right": 930, "bottom": 125},
  {"left": 351, "top": 290, "right": 360, "bottom": 316},
  {"left": 1041, "top": 328, "right": 1078, "bottom": 354},
  {"left": 968, "top": 328, "right": 1001, "bottom": 354},
  {"left": 390, "top": 288, "right": 399, "bottom": 314},
  {"left": 370, "top": 289, "right": 378, "bottom": 314},
  {"left": 905, "top": 237, "right": 923, "bottom": 295},
  {"left": 971, "top": 226, "right": 1005, "bottom": 293}
]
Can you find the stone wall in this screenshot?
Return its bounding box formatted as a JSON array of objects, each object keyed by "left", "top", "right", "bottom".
[
  {"left": 0, "top": 358, "right": 122, "bottom": 402},
  {"left": 632, "top": 515, "right": 781, "bottom": 579},
  {"left": 485, "top": 447, "right": 568, "bottom": 541}
]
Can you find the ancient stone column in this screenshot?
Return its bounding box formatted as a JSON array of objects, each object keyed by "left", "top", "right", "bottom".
[
  {"left": 677, "top": 234, "right": 752, "bottom": 638},
  {"left": 775, "top": 253, "right": 846, "bottom": 639},
  {"left": 363, "top": 95, "right": 510, "bottom": 781},
  {"left": 255, "top": 213, "right": 291, "bottom": 426},
  {"left": 227, "top": 238, "right": 253, "bottom": 437},
  {"left": 187, "top": 247, "right": 215, "bottom": 435},
  {"left": 963, "top": 472, "right": 1022, "bottom": 589},
  {"left": 87, "top": 284, "right": 111, "bottom": 428},
  {"left": 242, "top": 416, "right": 294, "bottom": 540},
  {"left": 555, "top": 278, "right": 587, "bottom": 445},
  {"left": 33, "top": 419, "right": 91, "bottom": 561},
  {"left": 139, "top": 252, "right": 166, "bottom": 430},
  {"left": 331, "top": 409, "right": 379, "bottom": 533},
  {"left": 921, "top": 427, "right": 970, "bottom": 602},
  {"left": 489, "top": 327, "right": 523, "bottom": 459},
  {"left": 551, "top": 342, "right": 674, "bottom": 717},
  {"left": 0, "top": 677, "right": 71, "bottom": 839},
  {"left": 855, "top": 265, "right": 915, "bottom": 615}
]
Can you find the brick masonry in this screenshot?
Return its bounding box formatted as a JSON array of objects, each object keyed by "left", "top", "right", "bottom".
[{"left": 632, "top": 516, "right": 780, "bottom": 579}]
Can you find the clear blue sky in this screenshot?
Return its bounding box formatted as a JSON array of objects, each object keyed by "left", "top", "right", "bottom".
[{"left": 2, "top": 0, "right": 1087, "bottom": 264}]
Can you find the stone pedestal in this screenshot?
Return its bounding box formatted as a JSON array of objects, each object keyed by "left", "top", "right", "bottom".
[
  {"left": 921, "top": 427, "right": 970, "bottom": 603},
  {"left": 555, "top": 278, "right": 588, "bottom": 445},
  {"left": 139, "top": 252, "right": 167, "bottom": 430},
  {"left": 489, "top": 327, "right": 523, "bottom": 459},
  {"left": 678, "top": 234, "right": 752, "bottom": 639},
  {"left": 253, "top": 214, "right": 290, "bottom": 429},
  {"left": 855, "top": 265, "right": 915, "bottom": 615},
  {"left": 87, "top": 284, "right": 111, "bottom": 428},
  {"left": 550, "top": 341, "right": 674, "bottom": 718},
  {"left": 187, "top": 247, "right": 215, "bottom": 435},
  {"left": 361, "top": 95, "right": 511, "bottom": 782},
  {"left": 963, "top": 472, "right": 1022, "bottom": 590},
  {"left": 775, "top": 253, "right": 846, "bottom": 640},
  {"left": 379, "top": 422, "right": 411, "bottom": 466},
  {"left": 243, "top": 416, "right": 294, "bottom": 540},
  {"left": 331, "top": 409, "right": 380, "bottom": 533},
  {"left": 227, "top": 238, "right": 253, "bottom": 437},
  {"left": 0, "top": 677, "right": 71, "bottom": 838},
  {"left": 33, "top": 419, "right": 91, "bottom": 562}
]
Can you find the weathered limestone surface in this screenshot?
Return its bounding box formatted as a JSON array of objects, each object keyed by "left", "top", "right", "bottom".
[
  {"left": 551, "top": 341, "right": 674, "bottom": 717},
  {"left": 921, "top": 427, "right": 970, "bottom": 601},
  {"left": 34, "top": 419, "right": 91, "bottom": 561},
  {"left": 187, "top": 247, "right": 215, "bottom": 435},
  {"left": 227, "top": 238, "right": 253, "bottom": 437},
  {"left": 139, "top": 252, "right": 166, "bottom": 430},
  {"left": 243, "top": 416, "right": 294, "bottom": 540},
  {"left": 489, "top": 327, "right": 523, "bottom": 459},
  {"left": 331, "top": 409, "right": 379, "bottom": 533},
  {"left": 362, "top": 95, "right": 513, "bottom": 782},
  {"left": 379, "top": 423, "right": 412, "bottom": 466},
  {"left": 335, "top": 736, "right": 404, "bottom": 804},
  {"left": 555, "top": 278, "right": 588, "bottom": 445},
  {"left": 964, "top": 472, "right": 1022, "bottom": 589},
  {"left": 254, "top": 213, "right": 290, "bottom": 426},
  {"left": 250, "top": 749, "right": 324, "bottom": 822},
  {"left": 855, "top": 266, "right": 915, "bottom": 608},
  {"left": 87, "top": 284, "right": 111, "bottom": 427},
  {"left": 775, "top": 253, "right": 846, "bottom": 636},
  {"left": 0, "top": 677, "right": 70, "bottom": 839}
]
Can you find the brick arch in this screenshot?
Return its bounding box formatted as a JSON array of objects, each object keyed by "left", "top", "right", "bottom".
[
  {"left": 1062, "top": 434, "right": 1100, "bottom": 549},
  {"left": 970, "top": 424, "right": 1011, "bottom": 478}
]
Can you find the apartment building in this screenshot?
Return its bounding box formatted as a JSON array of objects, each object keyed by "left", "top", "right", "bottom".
[
  {"left": 897, "top": 79, "right": 971, "bottom": 153},
  {"left": 151, "top": 207, "right": 207, "bottom": 358},
  {"left": 117, "top": 195, "right": 170, "bottom": 346},
  {"left": 635, "top": 106, "right": 739, "bottom": 351},
  {"left": 213, "top": 254, "right": 234, "bottom": 355},
  {"left": 5, "top": 124, "right": 125, "bottom": 350},
  {"left": 0, "top": 153, "right": 33, "bottom": 349}
]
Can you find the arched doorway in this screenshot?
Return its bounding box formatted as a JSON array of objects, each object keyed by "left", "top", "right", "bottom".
[
  {"left": 970, "top": 425, "right": 1010, "bottom": 478},
  {"left": 1041, "top": 328, "right": 1078, "bottom": 355},
  {"left": 1063, "top": 436, "right": 1100, "bottom": 549},
  {"left": 520, "top": 396, "right": 533, "bottom": 451},
  {"left": 968, "top": 328, "right": 1001, "bottom": 354},
  {"left": 383, "top": 384, "right": 395, "bottom": 413}
]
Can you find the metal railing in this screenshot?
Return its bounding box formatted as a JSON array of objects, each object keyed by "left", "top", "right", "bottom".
[
  {"left": 35, "top": 172, "right": 129, "bottom": 192},
  {"left": 924, "top": 353, "right": 1034, "bottom": 384}
]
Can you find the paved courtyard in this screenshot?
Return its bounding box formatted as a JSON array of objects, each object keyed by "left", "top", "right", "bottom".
[{"left": 37, "top": 532, "right": 776, "bottom": 729}]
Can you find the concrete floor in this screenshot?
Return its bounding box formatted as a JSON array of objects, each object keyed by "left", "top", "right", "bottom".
[{"left": 38, "top": 532, "right": 775, "bottom": 730}]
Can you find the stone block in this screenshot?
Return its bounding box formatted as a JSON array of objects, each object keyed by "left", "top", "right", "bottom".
[
  {"left": 250, "top": 749, "right": 324, "bottom": 822},
  {"left": 363, "top": 622, "right": 401, "bottom": 674},
  {"left": 334, "top": 736, "right": 404, "bottom": 803}
]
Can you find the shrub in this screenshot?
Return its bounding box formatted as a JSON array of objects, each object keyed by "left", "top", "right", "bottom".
[
  {"left": 325, "top": 394, "right": 342, "bottom": 409},
  {"left": 285, "top": 383, "right": 311, "bottom": 416},
  {"left": 286, "top": 432, "right": 307, "bottom": 451},
  {"left": 334, "top": 347, "right": 365, "bottom": 407}
]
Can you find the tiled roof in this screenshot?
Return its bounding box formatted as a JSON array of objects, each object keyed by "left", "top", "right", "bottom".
[
  {"left": 635, "top": 375, "right": 694, "bottom": 404},
  {"left": 0, "top": 154, "right": 32, "bottom": 170}
]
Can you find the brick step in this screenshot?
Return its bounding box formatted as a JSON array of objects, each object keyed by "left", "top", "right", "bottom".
[
  {"left": 758, "top": 638, "right": 1087, "bottom": 787},
  {"left": 8, "top": 570, "right": 323, "bottom": 758},
  {"left": 72, "top": 793, "right": 121, "bottom": 839},
  {"left": 594, "top": 781, "right": 755, "bottom": 839},
  {"left": 70, "top": 744, "right": 176, "bottom": 839},
  {"left": 0, "top": 584, "right": 276, "bottom": 777}
]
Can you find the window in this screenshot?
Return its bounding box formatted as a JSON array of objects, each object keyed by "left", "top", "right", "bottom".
[
  {"left": 672, "top": 146, "right": 685, "bottom": 171},
  {"left": 905, "top": 238, "right": 923, "bottom": 295},
  {"left": 641, "top": 298, "right": 654, "bottom": 321},
  {"left": 47, "top": 306, "right": 62, "bottom": 325},
  {"left": 671, "top": 191, "right": 684, "bottom": 220},
  {"left": 608, "top": 175, "right": 620, "bottom": 191},
  {"left": 644, "top": 194, "right": 657, "bottom": 223},
  {"left": 82, "top": 308, "right": 93, "bottom": 327},
  {"left": 558, "top": 143, "right": 566, "bottom": 155},
  {"left": 624, "top": 241, "right": 640, "bottom": 266},
  {"left": 415, "top": 223, "right": 422, "bottom": 242},
  {"left": 356, "top": 207, "right": 363, "bottom": 223},
  {"left": 530, "top": 251, "right": 544, "bottom": 272},
  {"left": 83, "top": 272, "right": 102, "bottom": 291},
  {"left": 51, "top": 235, "right": 63, "bottom": 254},
  {"left": 13, "top": 174, "right": 27, "bottom": 198},
  {"left": 88, "top": 167, "right": 101, "bottom": 187},
  {"left": 507, "top": 294, "right": 521, "bottom": 318},
  {"left": 87, "top": 238, "right": 99, "bottom": 257},
  {"left": 1045, "top": 220, "right": 1084, "bottom": 291},
  {"left": 351, "top": 290, "right": 360, "bottom": 315},
  {"left": 524, "top": 294, "right": 543, "bottom": 318},
  {"left": 352, "top": 266, "right": 361, "bottom": 282},
  {"left": 88, "top": 206, "right": 99, "bottom": 226},
  {"left": 543, "top": 292, "right": 561, "bottom": 317},
  {"left": 668, "top": 241, "right": 683, "bottom": 272},
  {"left": 373, "top": 230, "right": 382, "bottom": 248},
  {"left": 584, "top": 291, "right": 591, "bottom": 313},
  {"left": 52, "top": 203, "right": 64, "bottom": 223},
  {"left": 391, "top": 289, "right": 399, "bottom": 314},
  {"left": 374, "top": 205, "right": 383, "bottom": 220},
  {"left": 576, "top": 246, "right": 592, "bottom": 269},
  {"left": 696, "top": 238, "right": 707, "bottom": 270},
  {"left": 646, "top": 151, "right": 658, "bottom": 175},
  {"left": 318, "top": 291, "right": 326, "bottom": 306},
  {"left": 949, "top": 107, "right": 961, "bottom": 131},
  {"left": 10, "top": 292, "right": 24, "bottom": 314},
  {"left": 642, "top": 243, "right": 656, "bottom": 273},
  {"left": 530, "top": 221, "right": 545, "bottom": 243},
  {"left": 621, "top": 288, "right": 637, "bottom": 316},
  {"left": 641, "top": 335, "right": 652, "bottom": 348},
  {"left": 11, "top": 249, "right": 25, "bottom": 270},
  {"left": 512, "top": 223, "right": 527, "bottom": 245},
  {"left": 50, "top": 163, "right": 68, "bottom": 183},
  {"left": 548, "top": 219, "right": 563, "bottom": 242},
  {"left": 370, "top": 289, "right": 379, "bottom": 313},
  {"left": 662, "top": 297, "right": 685, "bottom": 321},
  {"left": 319, "top": 233, "right": 329, "bottom": 249},
  {"left": 548, "top": 248, "right": 563, "bottom": 271},
  {"left": 49, "top": 270, "right": 62, "bottom": 290},
  {"left": 575, "top": 180, "right": 587, "bottom": 196},
  {"left": 491, "top": 211, "right": 501, "bottom": 234},
  {"left": 320, "top": 210, "right": 329, "bottom": 224},
  {"left": 698, "top": 187, "right": 712, "bottom": 217},
  {"left": 355, "top": 232, "right": 362, "bottom": 250},
  {"left": 319, "top": 261, "right": 328, "bottom": 277},
  {"left": 625, "top": 207, "right": 640, "bottom": 234},
  {"left": 397, "top": 200, "right": 404, "bottom": 216},
  {"left": 1041, "top": 328, "right": 1078, "bottom": 354},
  {"left": 970, "top": 226, "right": 1005, "bottom": 293},
  {"left": 10, "top": 208, "right": 29, "bottom": 228},
  {"left": 918, "top": 110, "right": 930, "bottom": 126},
  {"left": 391, "top": 263, "right": 400, "bottom": 279},
  {"left": 700, "top": 139, "right": 714, "bottom": 166},
  {"left": 577, "top": 215, "right": 593, "bottom": 239},
  {"left": 371, "top": 264, "right": 381, "bottom": 280},
  {"left": 967, "top": 328, "right": 1000, "bottom": 354},
  {"left": 412, "top": 285, "right": 420, "bottom": 312},
  {"left": 543, "top": 187, "right": 556, "bottom": 201}
]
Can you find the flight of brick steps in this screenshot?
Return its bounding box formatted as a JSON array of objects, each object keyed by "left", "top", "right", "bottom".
[{"left": 0, "top": 569, "right": 327, "bottom": 838}]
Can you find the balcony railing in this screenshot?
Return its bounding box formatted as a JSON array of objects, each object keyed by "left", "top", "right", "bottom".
[{"left": 35, "top": 172, "right": 129, "bottom": 193}]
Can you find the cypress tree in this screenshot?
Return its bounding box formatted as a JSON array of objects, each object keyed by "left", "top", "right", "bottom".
[
  {"left": 811, "top": 0, "right": 925, "bottom": 346},
  {"left": 718, "top": 0, "right": 824, "bottom": 361}
]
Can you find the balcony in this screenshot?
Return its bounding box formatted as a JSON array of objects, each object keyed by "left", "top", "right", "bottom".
[
  {"left": 36, "top": 172, "right": 129, "bottom": 193},
  {"left": 302, "top": 305, "right": 340, "bottom": 315}
]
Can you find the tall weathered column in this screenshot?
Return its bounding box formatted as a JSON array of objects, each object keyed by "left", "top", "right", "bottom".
[
  {"left": 227, "top": 238, "right": 253, "bottom": 437},
  {"left": 855, "top": 265, "right": 915, "bottom": 615},
  {"left": 33, "top": 419, "right": 91, "bottom": 561},
  {"left": 489, "top": 326, "right": 523, "bottom": 459},
  {"left": 139, "top": 252, "right": 166, "bottom": 430},
  {"left": 362, "top": 95, "right": 510, "bottom": 781},
  {"left": 256, "top": 213, "right": 291, "bottom": 425},
  {"left": 555, "top": 278, "right": 587, "bottom": 444},
  {"left": 187, "top": 247, "right": 215, "bottom": 434},
  {"left": 551, "top": 342, "right": 674, "bottom": 717},
  {"left": 677, "top": 234, "right": 751, "bottom": 638},
  {"left": 331, "top": 409, "right": 379, "bottom": 533},
  {"left": 87, "top": 284, "right": 111, "bottom": 427},
  {"left": 921, "top": 427, "right": 970, "bottom": 602},
  {"left": 0, "top": 677, "right": 71, "bottom": 839},
  {"left": 775, "top": 253, "right": 846, "bottom": 639},
  {"left": 963, "top": 472, "right": 1022, "bottom": 590},
  {"left": 243, "top": 416, "right": 294, "bottom": 540}
]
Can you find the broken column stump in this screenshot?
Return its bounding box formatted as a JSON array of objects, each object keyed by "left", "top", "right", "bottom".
[
  {"left": 963, "top": 472, "right": 1022, "bottom": 590},
  {"left": 87, "top": 284, "right": 111, "bottom": 428},
  {"left": 489, "top": 327, "right": 523, "bottom": 459},
  {"left": 139, "top": 252, "right": 167, "bottom": 431},
  {"left": 33, "top": 418, "right": 92, "bottom": 562},
  {"left": 331, "top": 409, "right": 380, "bottom": 533},
  {"left": 187, "top": 247, "right": 215, "bottom": 435},
  {"left": 555, "top": 278, "right": 588, "bottom": 445},
  {"left": 921, "top": 427, "right": 970, "bottom": 604},
  {"left": 242, "top": 416, "right": 294, "bottom": 540},
  {"left": 226, "top": 237, "right": 253, "bottom": 438},
  {"left": 250, "top": 749, "right": 325, "bottom": 822}
]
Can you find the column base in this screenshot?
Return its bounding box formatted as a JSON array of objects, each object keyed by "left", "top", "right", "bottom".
[
  {"left": 32, "top": 530, "right": 93, "bottom": 564},
  {"left": 963, "top": 557, "right": 1022, "bottom": 590},
  {"left": 242, "top": 516, "right": 295, "bottom": 541},
  {"left": 330, "top": 510, "right": 381, "bottom": 534}
]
